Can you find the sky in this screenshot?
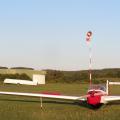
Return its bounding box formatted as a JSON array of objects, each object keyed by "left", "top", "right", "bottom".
[{"left": 0, "top": 0, "right": 120, "bottom": 70}]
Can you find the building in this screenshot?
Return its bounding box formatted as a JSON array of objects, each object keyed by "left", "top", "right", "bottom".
[{"left": 1, "top": 68, "right": 46, "bottom": 85}]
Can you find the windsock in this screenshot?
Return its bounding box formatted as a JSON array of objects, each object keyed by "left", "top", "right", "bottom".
[{"left": 86, "top": 31, "right": 92, "bottom": 42}]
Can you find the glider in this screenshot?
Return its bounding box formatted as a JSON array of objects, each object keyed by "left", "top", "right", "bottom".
[
  {"left": 0, "top": 31, "right": 119, "bottom": 108},
  {"left": 0, "top": 80, "right": 120, "bottom": 108}
]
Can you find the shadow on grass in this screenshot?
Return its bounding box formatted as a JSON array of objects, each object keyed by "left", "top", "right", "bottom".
[
  {"left": 107, "top": 101, "right": 120, "bottom": 105},
  {"left": 75, "top": 101, "right": 103, "bottom": 110},
  {"left": 0, "top": 98, "right": 103, "bottom": 110},
  {"left": 0, "top": 98, "right": 77, "bottom": 105}
]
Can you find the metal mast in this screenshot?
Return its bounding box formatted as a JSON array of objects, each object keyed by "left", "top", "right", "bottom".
[{"left": 86, "top": 31, "right": 92, "bottom": 86}]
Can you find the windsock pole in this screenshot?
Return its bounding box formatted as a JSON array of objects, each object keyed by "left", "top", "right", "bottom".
[
  {"left": 86, "top": 31, "right": 92, "bottom": 86},
  {"left": 88, "top": 43, "right": 92, "bottom": 86}
]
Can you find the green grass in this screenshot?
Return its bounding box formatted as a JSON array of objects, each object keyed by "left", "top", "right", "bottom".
[{"left": 0, "top": 83, "right": 119, "bottom": 120}]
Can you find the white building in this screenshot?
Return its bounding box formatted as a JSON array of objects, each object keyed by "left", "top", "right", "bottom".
[
  {"left": 4, "top": 74, "right": 45, "bottom": 85},
  {"left": 33, "top": 74, "right": 45, "bottom": 84}
]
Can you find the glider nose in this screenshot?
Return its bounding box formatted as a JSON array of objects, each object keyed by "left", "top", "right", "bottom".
[{"left": 87, "top": 92, "right": 101, "bottom": 106}]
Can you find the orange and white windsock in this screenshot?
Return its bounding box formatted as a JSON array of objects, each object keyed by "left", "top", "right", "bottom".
[{"left": 86, "top": 31, "right": 92, "bottom": 42}]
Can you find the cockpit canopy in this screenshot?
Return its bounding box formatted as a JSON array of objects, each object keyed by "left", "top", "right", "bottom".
[{"left": 88, "top": 84, "right": 106, "bottom": 92}]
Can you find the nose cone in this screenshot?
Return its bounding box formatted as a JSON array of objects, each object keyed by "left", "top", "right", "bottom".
[{"left": 87, "top": 95, "right": 101, "bottom": 106}]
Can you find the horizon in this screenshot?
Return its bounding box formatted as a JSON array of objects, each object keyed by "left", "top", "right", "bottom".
[
  {"left": 0, "top": 0, "right": 120, "bottom": 70},
  {"left": 0, "top": 66, "right": 120, "bottom": 71}
]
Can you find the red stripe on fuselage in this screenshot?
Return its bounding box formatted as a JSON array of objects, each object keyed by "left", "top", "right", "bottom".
[{"left": 41, "top": 92, "right": 61, "bottom": 95}]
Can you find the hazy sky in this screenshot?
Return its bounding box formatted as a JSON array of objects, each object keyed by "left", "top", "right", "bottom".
[{"left": 0, "top": 0, "right": 120, "bottom": 70}]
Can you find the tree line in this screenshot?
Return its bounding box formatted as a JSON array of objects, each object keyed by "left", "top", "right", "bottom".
[
  {"left": 46, "top": 68, "right": 120, "bottom": 83},
  {"left": 0, "top": 68, "right": 120, "bottom": 83}
]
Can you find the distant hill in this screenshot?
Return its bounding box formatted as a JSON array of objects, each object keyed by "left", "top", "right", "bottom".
[
  {"left": 45, "top": 68, "right": 120, "bottom": 83},
  {"left": 0, "top": 68, "right": 46, "bottom": 79},
  {"left": 11, "top": 67, "right": 34, "bottom": 70},
  {"left": 0, "top": 66, "right": 8, "bottom": 69},
  {"left": 0, "top": 73, "right": 32, "bottom": 81}
]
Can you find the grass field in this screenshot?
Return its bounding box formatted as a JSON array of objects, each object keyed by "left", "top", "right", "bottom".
[{"left": 0, "top": 83, "right": 119, "bottom": 120}]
